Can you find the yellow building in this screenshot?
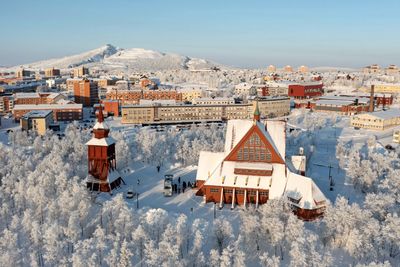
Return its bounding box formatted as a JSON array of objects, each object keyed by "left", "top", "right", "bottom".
[
  {"left": 298, "top": 65, "right": 309, "bottom": 73},
  {"left": 363, "top": 64, "right": 380, "bottom": 74},
  {"left": 20, "top": 110, "right": 53, "bottom": 135},
  {"left": 385, "top": 65, "right": 399, "bottom": 75},
  {"left": 371, "top": 83, "right": 400, "bottom": 93},
  {"left": 179, "top": 89, "right": 203, "bottom": 101},
  {"left": 73, "top": 67, "right": 89, "bottom": 78},
  {"left": 121, "top": 97, "right": 290, "bottom": 124},
  {"left": 283, "top": 65, "right": 293, "bottom": 73},
  {"left": 350, "top": 109, "right": 400, "bottom": 131},
  {"left": 267, "top": 65, "right": 276, "bottom": 73},
  {"left": 249, "top": 96, "right": 290, "bottom": 118},
  {"left": 393, "top": 130, "right": 400, "bottom": 143}
]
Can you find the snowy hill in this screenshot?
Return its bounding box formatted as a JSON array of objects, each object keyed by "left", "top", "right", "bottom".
[{"left": 9, "top": 44, "right": 224, "bottom": 72}]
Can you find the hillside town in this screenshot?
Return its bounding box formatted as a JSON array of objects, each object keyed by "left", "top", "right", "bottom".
[{"left": 1, "top": 1, "right": 400, "bottom": 267}]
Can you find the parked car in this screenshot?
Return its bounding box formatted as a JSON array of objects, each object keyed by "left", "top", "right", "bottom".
[{"left": 126, "top": 189, "right": 135, "bottom": 199}]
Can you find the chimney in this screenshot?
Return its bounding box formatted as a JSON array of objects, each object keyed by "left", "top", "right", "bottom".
[{"left": 369, "top": 85, "right": 375, "bottom": 112}]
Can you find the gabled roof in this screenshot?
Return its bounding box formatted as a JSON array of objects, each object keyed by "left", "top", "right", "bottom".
[
  {"left": 285, "top": 171, "right": 327, "bottom": 209},
  {"left": 223, "top": 119, "right": 286, "bottom": 161}
]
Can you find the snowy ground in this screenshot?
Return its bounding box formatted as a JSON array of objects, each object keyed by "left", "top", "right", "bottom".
[{"left": 1, "top": 109, "right": 394, "bottom": 217}]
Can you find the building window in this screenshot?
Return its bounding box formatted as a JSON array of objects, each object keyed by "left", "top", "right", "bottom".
[{"left": 210, "top": 188, "right": 219, "bottom": 193}]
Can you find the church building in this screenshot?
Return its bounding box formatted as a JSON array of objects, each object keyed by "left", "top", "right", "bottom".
[
  {"left": 195, "top": 103, "right": 327, "bottom": 220},
  {"left": 86, "top": 105, "right": 124, "bottom": 192}
]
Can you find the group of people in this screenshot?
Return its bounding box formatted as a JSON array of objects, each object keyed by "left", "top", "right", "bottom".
[{"left": 172, "top": 176, "right": 194, "bottom": 194}]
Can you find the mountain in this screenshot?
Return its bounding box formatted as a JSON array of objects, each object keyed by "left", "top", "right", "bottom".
[{"left": 9, "top": 44, "right": 225, "bottom": 72}]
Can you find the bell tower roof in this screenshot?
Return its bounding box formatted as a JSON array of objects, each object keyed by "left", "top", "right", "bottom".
[{"left": 253, "top": 100, "right": 261, "bottom": 122}]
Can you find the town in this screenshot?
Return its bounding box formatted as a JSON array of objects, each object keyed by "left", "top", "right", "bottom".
[{"left": 1, "top": 1, "right": 400, "bottom": 267}]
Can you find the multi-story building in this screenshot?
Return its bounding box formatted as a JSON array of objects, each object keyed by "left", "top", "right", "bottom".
[
  {"left": 0, "top": 95, "right": 14, "bottom": 113},
  {"left": 74, "top": 80, "right": 99, "bottom": 107},
  {"left": 178, "top": 88, "right": 203, "bottom": 101},
  {"left": 106, "top": 89, "right": 142, "bottom": 105},
  {"left": 298, "top": 65, "right": 309, "bottom": 73},
  {"left": 288, "top": 82, "right": 324, "bottom": 99},
  {"left": 363, "top": 64, "right": 380, "bottom": 74},
  {"left": 248, "top": 96, "right": 290, "bottom": 118},
  {"left": 264, "top": 81, "right": 290, "bottom": 96},
  {"left": 14, "top": 92, "right": 66, "bottom": 105},
  {"left": 44, "top": 68, "right": 60, "bottom": 77},
  {"left": 73, "top": 67, "right": 89, "bottom": 78},
  {"left": 20, "top": 110, "right": 53, "bottom": 135},
  {"left": 393, "top": 130, "right": 400, "bottom": 143},
  {"left": 267, "top": 65, "right": 276, "bottom": 73},
  {"left": 121, "top": 97, "right": 290, "bottom": 124},
  {"left": 103, "top": 100, "right": 119, "bottom": 116},
  {"left": 16, "top": 69, "right": 32, "bottom": 78},
  {"left": 350, "top": 109, "right": 400, "bottom": 131},
  {"left": 13, "top": 103, "right": 83, "bottom": 122},
  {"left": 142, "top": 90, "right": 182, "bottom": 101},
  {"left": 106, "top": 89, "right": 183, "bottom": 105},
  {"left": 283, "top": 65, "right": 293, "bottom": 72},
  {"left": 192, "top": 97, "right": 235, "bottom": 105},
  {"left": 368, "top": 83, "right": 400, "bottom": 94},
  {"left": 385, "top": 65, "right": 399, "bottom": 75},
  {"left": 234, "top": 83, "right": 257, "bottom": 96},
  {"left": 66, "top": 78, "right": 83, "bottom": 91}
]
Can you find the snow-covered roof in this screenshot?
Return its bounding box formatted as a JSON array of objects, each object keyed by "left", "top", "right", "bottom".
[
  {"left": 15, "top": 92, "right": 40, "bottom": 99},
  {"left": 235, "top": 82, "right": 254, "bottom": 90},
  {"left": 93, "top": 121, "right": 109, "bottom": 130},
  {"left": 13, "top": 104, "right": 83, "bottom": 110},
  {"left": 285, "top": 171, "right": 327, "bottom": 209},
  {"left": 196, "top": 117, "right": 327, "bottom": 210},
  {"left": 22, "top": 110, "right": 53, "bottom": 119},
  {"left": 364, "top": 109, "right": 400, "bottom": 120},
  {"left": 86, "top": 137, "right": 115, "bottom": 146}
]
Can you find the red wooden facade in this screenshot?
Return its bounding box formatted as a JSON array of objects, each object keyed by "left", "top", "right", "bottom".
[
  {"left": 288, "top": 83, "right": 323, "bottom": 99},
  {"left": 86, "top": 105, "right": 123, "bottom": 192}
]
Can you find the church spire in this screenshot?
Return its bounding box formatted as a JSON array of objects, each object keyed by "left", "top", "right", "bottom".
[
  {"left": 253, "top": 100, "right": 260, "bottom": 122},
  {"left": 97, "top": 104, "right": 104, "bottom": 123}
]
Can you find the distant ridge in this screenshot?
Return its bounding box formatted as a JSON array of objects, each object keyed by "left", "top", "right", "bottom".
[{"left": 7, "top": 44, "right": 226, "bottom": 72}]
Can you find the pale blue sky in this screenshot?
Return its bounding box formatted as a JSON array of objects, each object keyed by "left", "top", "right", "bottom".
[{"left": 1, "top": 0, "right": 399, "bottom": 68}]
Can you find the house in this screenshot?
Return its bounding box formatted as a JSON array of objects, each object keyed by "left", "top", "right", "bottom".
[{"left": 195, "top": 104, "right": 327, "bottom": 220}]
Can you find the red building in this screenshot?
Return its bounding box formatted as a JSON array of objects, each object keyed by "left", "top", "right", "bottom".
[
  {"left": 103, "top": 100, "right": 119, "bottom": 116},
  {"left": 288, "top": 82, "right": 324, "bottom": 99},
  {"left": 74, "top": 79, "right": 99, "bottom": 107},
  {"left": 86, "top": 106, "right": 124, "bottom": 192},
  {"left": 195, "top": 105, "right": 327, "bottom": 220}
]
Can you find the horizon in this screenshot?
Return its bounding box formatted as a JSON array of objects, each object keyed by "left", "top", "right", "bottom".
[{"left": 1, "top": 0, "right": 400, "bottom": 68}]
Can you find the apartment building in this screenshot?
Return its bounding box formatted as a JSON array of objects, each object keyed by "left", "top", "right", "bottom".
[
  {"left": 13, "top": 103, "right": 83, "bottom": 122},
  {"left": 14, "top": 92, "right": 66, "bottom": 105},
  {"left": 0, "top": 95, "right": 14, "bottom": 113},
  {"left": 350, "top": 109, "right": 400, "bottom": 131},
  {"left": 20, "top": 110, "right": 53, "bottom": 135},
  {"left": 73, "top": 67, "right": 89, "bottom": 78},
  {"left": 178, "top": 88, "right": 203, "bottom": 101},
  {"left": 248, "top": 96, "right": 290, "bottom": 118},
  {"left": 192, "top": 97, "right": 235, "bottom": 105},
  {"left": 45, "top": 68, "right": 60, "bottom": 77},
  {"left": 74, "top": 80, "right": 99, "bottom": 107}
]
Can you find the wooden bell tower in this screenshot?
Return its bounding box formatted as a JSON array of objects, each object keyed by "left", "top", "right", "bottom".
[{"left": 86, "top": 105, "right": 123, "bottom": 192}]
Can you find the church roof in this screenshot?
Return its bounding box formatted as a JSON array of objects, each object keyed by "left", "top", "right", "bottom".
[
  {"left": 86, "top": 136, "right": 115, "bottom": 146},
  {"left": 196, "top": 118, "right": 327, "bottom": 210}
]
